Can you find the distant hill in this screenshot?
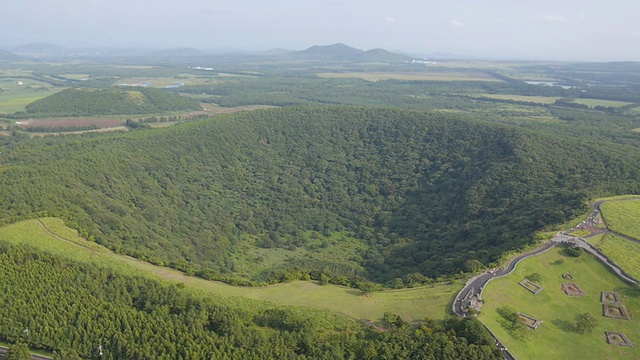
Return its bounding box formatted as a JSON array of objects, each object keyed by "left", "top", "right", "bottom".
[
  {"left": 12, "top": 42, "right": 66, "bottom": 56},
  {"left": 15, "top": 87, "right": 200, "bottom": 117},
  {"left": 294, "top": 43, "right": 411, "bottom": 62},
  {"left": 0, "top": 49, "right": 19, "bottom": 61},
  {"left": 152, "top": 47, "right": 210, "bottom": 57}
]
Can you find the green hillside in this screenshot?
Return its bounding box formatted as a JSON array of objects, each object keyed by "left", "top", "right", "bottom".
[
  {"left": 12, "top": 86, "right": 200, "bottom": 117},
  {"left": 1, "top": 106, "right": 639, "bottom": 285}
]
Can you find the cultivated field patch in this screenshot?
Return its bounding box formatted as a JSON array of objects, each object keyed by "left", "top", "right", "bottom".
[
  {"left": 17, "top": 117, "right": 123, "bottom": 129},
  {"left": 477, "top": 94, "right": 560, "bottom": 104},
  {"left": 572, "top": 98, "right": 633, "bottom": 108}
]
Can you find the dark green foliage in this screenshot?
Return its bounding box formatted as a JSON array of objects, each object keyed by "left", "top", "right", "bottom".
[
  {"left": 574, "top": 312, "right": 598, "bottom": 334},
  {"left": 0, "top": 106, "right": 639, "bottom": 284},
  {"left": 6, "top": 342, "right": 30, "bottom": 360},
  {"left": 564, "top": 246, "right": 583, "bottom": 257},
  {"left": 0, "top": 241, "right": 502, "bottom": 360},
  {"left": 12, "top": 87, "right": 199, "bottom": 118}
]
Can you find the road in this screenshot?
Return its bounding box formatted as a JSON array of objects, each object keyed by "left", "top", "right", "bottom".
[{"left": 0, "top": 345, "right": 52, "bottom": 360}]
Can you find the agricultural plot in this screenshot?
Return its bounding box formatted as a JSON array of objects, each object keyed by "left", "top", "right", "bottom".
[
  {"left": 572, "top": 98, "right": 633, "bottom": 108},
  {"left": 477, "top": 94, "right": 560, "bottom": 104},
  {"left": 0, "top": 78, "right": 63, "bottom": 113},
  {"left": 316, "top": 71, "right": 501, "bottom": 81},
  {"left": 0, "top": 218, "right": 460, "bottom": 323},
  {"left": 479, "top": 247, "right": 640, "bottom": 360},
  {"left": 600, "top": 200, "right": 640, "bottom": 240}
]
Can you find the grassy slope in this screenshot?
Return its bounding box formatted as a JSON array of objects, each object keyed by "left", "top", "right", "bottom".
[
  {"left": 0, "top": 218, "right": 459, "bottom": 323},
  {"left": 479, "top": 247, "right": 640, "bottom": 360},
  {"left": 600, "top": 199, "right": 640, "bottom": 239},
  {"left": 597, "top": 233, "right": 640, "bottom": 281}
]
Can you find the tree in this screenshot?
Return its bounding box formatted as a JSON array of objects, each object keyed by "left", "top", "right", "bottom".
[
  {"left": 6, "top": 342, "right": 30, "bottom": 360},
  {"left": 574, "top": 312, "right": 598, "bottom": 334},
  {"left": 464, "top": 259, "right": 484, "bottom": 273},
  {"left": 53, "top": 349, "right": 82, "bottom": 360}
]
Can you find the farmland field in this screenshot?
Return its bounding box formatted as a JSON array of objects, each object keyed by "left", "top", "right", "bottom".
[
  {"left": 479, "top": 246, "right": 640, "bottom": 360},
  {"left": 316, "top": 71, "right": 501, "bottom": 81},
  {"left": 596, "top": 233, "right": 640, "bottom": 281},
  {"left": 572, "top": 98, "right": 633, "bottom": 108},
  {"left": 0, "top": 218, "right": 461, "bottom": 323},
  {"left": 477, "top": 94, "right": 560, "bottom": 104},
  {"left": 18, "top": 117, "right": 123, "bottom": 129},
  {"left": 600, "top": 199, "right": 640, "bottom": 239},
  {"left": 0, "top": 78, "right": 63, "bottom": 113}
]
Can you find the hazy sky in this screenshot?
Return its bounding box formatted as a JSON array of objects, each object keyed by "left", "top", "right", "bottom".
[{"left": 2, "top": 0, "right": 639, "bottom": 61}]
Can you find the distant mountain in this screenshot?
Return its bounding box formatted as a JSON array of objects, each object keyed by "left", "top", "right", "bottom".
[
  {"left": 152, "top": 48, "right": 210, "bottom": 57},
  {"left": 294, "top": 43, "right": 411, "bottom": 62},
  {"left": 12, "top": 43, "right": 66, "bottom": 56},
  {"left": 0, "top": 49, "right": 19, "bottom": 61}
]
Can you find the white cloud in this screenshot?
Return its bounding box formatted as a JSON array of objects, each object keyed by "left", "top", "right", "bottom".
[
  {"left": 385, "top": 16, "right": 397, "bottom": 24},
  {"left": 539, "top": 15, "right": 565, "bottom": 22},
  {"left": 451, "top": 20, "right": 464, "bottom": 28}
]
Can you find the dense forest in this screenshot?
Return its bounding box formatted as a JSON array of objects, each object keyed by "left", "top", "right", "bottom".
[
  {"left": 0, "top": 241, "right": 502, "bottom": 359},
  {"left": 1, "top": 106, "right": 639, "bottom": 285},
  {"left": 7, "top": 87, "right": 200, "bottom": 118}
]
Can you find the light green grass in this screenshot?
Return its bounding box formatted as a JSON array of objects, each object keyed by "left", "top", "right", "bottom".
[
  {"left": 316, "top": 71, "right": 502, "bottom": 82},
  {"left": 569, "top": 229, "right": 591, "bottom": 238},
  {"left": 585, "top": 233, "right": 605, "bottom": 247},
  {"left": 600, "top": 199, "right": 640, "bottom": 240},
  {"left": 597, "top": 234, "right": 640, "bottom": 281},
  {"left": 479, "top": 247, "right": 640, "bottom": 360},
  {"left": 0, "top": 79, "right": 64, "bottom": 113},
  {"left": 0, "top": 218, "right": 459, "bottom": 323},
  {"left": 478, "top": 94, "right": 560, "bottom": 104},
  {"left": 572, "top": 98, "right": 633, "bottom": 108}
]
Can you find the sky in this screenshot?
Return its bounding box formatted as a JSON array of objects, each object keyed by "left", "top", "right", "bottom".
[{"left": 2, "top": 0, "right": 640, "bottom": 61}]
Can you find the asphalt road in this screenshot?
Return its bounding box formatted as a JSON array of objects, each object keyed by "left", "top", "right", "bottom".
[{"left": 0, "top": 345, "right": 52, "bottom": 360}]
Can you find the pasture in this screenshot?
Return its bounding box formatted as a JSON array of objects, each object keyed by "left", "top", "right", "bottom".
[
  {"left": 479, "top": 247, "right": 640, "bottom": 360},
  {"left": 0, "top": 218, "right": 460, "bottom": 324},
  {"left": 477, "top": 94, "right": 560, "bottom": 104},
  {"left": 600, "top": 199, "right": 640, "bottom": 239},
  {"left": 572, "top": 98, "right": 633, "bottom": 108},
  {"left": 316, "top": 71, "right": 502, "bottom": 82},
  {"left": 0, "top": 78, "right": 63, "bottom": 113}
]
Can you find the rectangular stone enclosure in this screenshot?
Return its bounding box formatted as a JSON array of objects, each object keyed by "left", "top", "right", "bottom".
[
  {"left": 519, "top": 279, "right": 543, "bottom": 295},
  {"left": 605, "top": 331, "right": 632, "bottom": 347},
  {"left": 601, "top": 291, "right": 621, "bottom": 304},
  {"left": 562, "top": 283, "right": 586, "bottom": 296},
  {"left": 603, "top": 304, "right": 631, "bottom": 320},
  {"left": 517, "top": 312, "right": 542, "bottom": 329}
]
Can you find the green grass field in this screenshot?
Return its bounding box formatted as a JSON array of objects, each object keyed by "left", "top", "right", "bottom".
[
  {"left": 600, "top": 199, "right": 640, "bottom": 239},
  {"left": 316, "top": 71, "right": 502, "bottom": 82},
  {"left": 572, "top": 98, "right": 633, "bottom": 108},
  {"left": 479, "top": 247, "right": 640, "bottom": 359},
  {"left": 597, "top": 234, "right": 640, "bottom": 281},
  {"left": 478, "top": 94, "right": 560, "bottom": 104},
  {"left": 0, "top": 79, "right": 63, "bottom": 113},
  {"left": 0, "top": 218, "right": 460, "bottom": 323}
]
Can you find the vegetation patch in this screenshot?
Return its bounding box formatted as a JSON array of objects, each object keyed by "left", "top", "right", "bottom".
[
  {"left": 519, "top": 279, "right": 544, "bottom": 294},
  {"left": 596, "top": 234, "right": 640, "bottom": 281},
  {"left": 572, "top": 98, "right": 633, "bottom": 108},
  {"left": 603, "top": 304, "right": 631, "bottom": 320},
  {"left": 600, "top": 200, "right": 640, "bottom": 240},
  {"left": 601, "top": 291, "right": 621, "bottom": 304},
  {"left": 316, "top": 71, "right": 501, "bottom": 82},
  {"left": 605, "top": 331, "right": 633, "bottom": 347},
  {"left": 563, "top": 283, "right": 586, "bottom": 296}
]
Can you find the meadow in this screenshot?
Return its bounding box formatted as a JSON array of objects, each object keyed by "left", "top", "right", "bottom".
[
  {"left": 316, "top": 71, "right": 501, "bottom": 81},
  {"left": 0, "top": 218, "right": 460, "bottom": 324},
  {"left": 479, "top": 246, "right": 640, "bottom": 360},
  {"left": 572, "top": 98, "right": 633, "bottom": 108},
  {"left": 600, "top": 199, "right": 640, "bottom": 239},
  {"left": 596, "top": 234, "right": 640, "bottom": 281},
  {"left": 0, "top": 78, "right": 63, "bottom": 113},
  {"left": 476, "top": 93, "right": 561, "bottom": 104}
]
